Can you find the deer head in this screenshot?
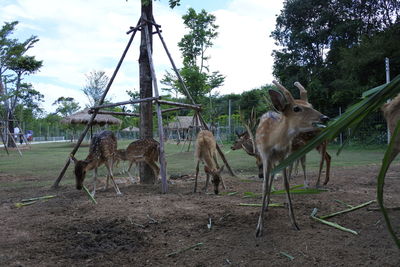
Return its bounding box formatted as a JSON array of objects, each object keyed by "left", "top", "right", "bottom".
[
  {"left": 231, "top": 131, "right": 251, "bottom": 150},
  {"left": 70, "top": 154, "right": 89, "bottom": 190},
  {"left": 269, "top": 80, "right": 329, "bottom": 135},
  {"left": 204, "top": 165, "right": 224, "bottom": 195}
]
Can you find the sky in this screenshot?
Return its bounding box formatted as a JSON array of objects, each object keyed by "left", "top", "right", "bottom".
[{"left": 0, "top": 0, "right": 284, "bottom": 113}]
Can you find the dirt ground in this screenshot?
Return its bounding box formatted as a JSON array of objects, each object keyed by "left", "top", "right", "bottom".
[{"left": 1, "top": 164, "right": 399, "bottom": 266}]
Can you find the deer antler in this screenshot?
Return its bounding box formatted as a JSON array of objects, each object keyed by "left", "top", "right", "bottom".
[
  {"left": 294, "top": 82, "right": 308, "bottom": 102},
  {"left": 272, "top": 80, "right": 295, "bottom": 104},
  {"left": 238, "top": 107, "right": 257, "bottom": 156}
]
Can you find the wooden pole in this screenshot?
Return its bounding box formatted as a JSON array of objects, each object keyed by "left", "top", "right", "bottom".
[
  {"left": 143, "top": 14, "right": 168, "bottom": 193},
  {"left": 52, "top": 21, "right": 141, "bottom": 188},
  {"left": 91, "top": 96, "right": 158, "bottom": 110},
  {"left": 156, "top": 100, "right": 201, "bottom": 111}
]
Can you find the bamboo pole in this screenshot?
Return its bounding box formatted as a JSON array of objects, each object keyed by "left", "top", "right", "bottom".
[
  {"left": 156, "top": 100, "right": 201, "bottom": 111},
  {"left": 88, "top": 110, "right": 140, "bottom": 117},
  {"left": 143, "top": 15, "right": 168, "bottom": 193},
  {"left": 320, "top": 200, "right": 376, "bottom": 220},
  {"left": 52, "top": 20, "right": 141, "bottom": 188},
  {"left": 91, "top": 97, "right": 158, "bottom": 110}
]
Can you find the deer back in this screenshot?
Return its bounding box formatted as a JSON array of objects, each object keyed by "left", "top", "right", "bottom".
[
  {"left": 195, "top": 130, "right": 217, "bottom": 169},
  {"left": 125, "top": 138, "right": 159, "bottom": 162}
]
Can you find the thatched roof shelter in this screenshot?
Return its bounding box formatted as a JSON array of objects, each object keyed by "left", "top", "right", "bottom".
[
  {"left": 122, "top": 126, "right": 140, "bottom": 132},
  {"left": 167, "top": 116, "right": 201, "bottom": 130},
  {"left": 61, "top": 109, "right": 122, "bottom": 126}
]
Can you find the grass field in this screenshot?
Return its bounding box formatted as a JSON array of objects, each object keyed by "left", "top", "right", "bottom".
[{"left": 0, "top": 140, "right": 395, "bottom": 189}]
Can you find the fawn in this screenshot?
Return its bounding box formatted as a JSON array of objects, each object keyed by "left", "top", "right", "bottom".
[
  {"left": 194, "top": 130, "right": 225, "bottom": 194},
  {"left": 70, "top": 130, "right": 121, "bottom": 196},
  {"left": 115, "top": 138, "right": 160, "bottom": 181},
  {"left": 255, "top": 81, "right": 329, "bottom": 237}
]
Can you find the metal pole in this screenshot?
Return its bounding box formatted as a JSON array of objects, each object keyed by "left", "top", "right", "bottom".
[{"left": 386, "top": 57, "right": 391, "bottom": 144}]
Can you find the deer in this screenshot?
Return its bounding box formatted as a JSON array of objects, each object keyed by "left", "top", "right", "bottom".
[
  {"left": 255, "top": 80, "right": 329, "bottom": 237},
  {"left": 194, "top": 130, "right": 225, "bottom": 194},
  {"left": 115, "top": 138, "right": 160, "bottom": 181},
  {"left": 381, "top": 93, "right": 400, "bottom": 167},
  {"left": 70, "top": 130, "right": 122, "bottom": 196},
  {"left": 232, "top": 82, "right": 331, "bottom": 188}
]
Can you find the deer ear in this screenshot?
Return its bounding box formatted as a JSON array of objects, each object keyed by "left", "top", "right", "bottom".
[{"left": 268, "top": 89, "right": 288, "bottom": 112}]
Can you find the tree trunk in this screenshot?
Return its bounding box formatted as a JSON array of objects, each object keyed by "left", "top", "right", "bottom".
[{"left": 139, "top": 0, "right": 155, "bottom": 184}]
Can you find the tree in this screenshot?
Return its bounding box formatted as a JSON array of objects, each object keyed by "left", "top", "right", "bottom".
[
  {"left": 82, "top": 70, "right": 110, "bottom": 107},
  {"left": 271, "top": 0, "right": 400, "bottom": 115},
  {"left": 52, "top": 97, "right": 80, "bottom": 117},
  {"left": 161, "top": 8, "right": 225, "bottom": 106},
  {"left": 0, "top": 21, "right": 42, "bottom": 147}
]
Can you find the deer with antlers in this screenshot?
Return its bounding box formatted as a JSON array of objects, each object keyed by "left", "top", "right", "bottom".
[
  {"left": 70, "top": 130, "right": 122, "bottom": 196},
  {"left": 115, "top": 138, "right": 160, "bottom": 181},
  {"left": 194, "top": 130, "right": 225, "bottom": 194},
  {"left": 255, "top": 80, "right": 329, "bottom": 237},
  {"left": 232, "top": 82, "right": 331, "bottom": 188}
]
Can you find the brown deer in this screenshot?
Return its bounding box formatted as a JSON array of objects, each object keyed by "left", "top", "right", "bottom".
[
  {"left": 194, "top": 130, "right": 225, "bottom": 194},
  {"left": 70, "top": 130, "right": 121, "bottom": 196},
  {"left": 381, "top": 93, "right": 400, "bottom": 165},
  {"left": 115, "top": 138, "right": 160, "bottom": 181},
  {"left": 255, "top": 81, "right": 329, "bottom": 237},
  {"left": 232, "top": 82, "right": 331, "bottom": 187}
]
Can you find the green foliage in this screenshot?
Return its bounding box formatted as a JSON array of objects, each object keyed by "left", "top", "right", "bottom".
[
  {"left": 161, "top": 8, "right": 224, "bottom": 106},
  {"left": 52, "top": 97, "right": 80, "bottom": 117},
  {"left": 271, "top": 0, "right": 400, "bottom": 115}
]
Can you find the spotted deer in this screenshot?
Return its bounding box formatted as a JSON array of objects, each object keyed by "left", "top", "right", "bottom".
[
  {"left": 115, "top": 138, "right": 160, "bottom": 181},
  {"left": 255, "top": 80, "right": 329, "bottom": 237},
  {"left": 70, "top": 130, "right": 121, "bottom": 196},
  {"left": 194, "top": 130, "right": 225, "bottom": 194},
  {"left": 381, "top": 93, "right": 400, "bottom": 166}
]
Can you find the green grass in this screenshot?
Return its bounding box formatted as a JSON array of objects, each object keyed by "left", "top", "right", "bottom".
[{"left": 0, "top": 141, "right": 396, "bottom": 188}]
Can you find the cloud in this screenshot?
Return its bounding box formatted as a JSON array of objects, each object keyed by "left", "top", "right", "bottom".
[{"left": 0, "top": 0, "right": 283, "bottom": 113}]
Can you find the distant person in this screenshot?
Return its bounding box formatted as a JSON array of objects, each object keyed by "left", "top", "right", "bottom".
[{"left": 14, "top": 127, "right": 20, "bottom": 140}]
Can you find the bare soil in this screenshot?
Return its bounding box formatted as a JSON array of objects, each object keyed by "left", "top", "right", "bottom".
[{"left": 1, "top": 164, "right": 399, "bottom": 266}]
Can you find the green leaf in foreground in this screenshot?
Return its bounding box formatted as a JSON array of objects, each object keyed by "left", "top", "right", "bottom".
[
  {"left": 82, "top": 185, "right": 97, "bottom": 204},
  {"left": 376, "top": 120, "right": 400, "bottom": 248}
]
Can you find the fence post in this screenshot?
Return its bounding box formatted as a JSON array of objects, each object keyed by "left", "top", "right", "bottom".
[{"left": 385, "top": 57, "right": 391, "bottom": 144}]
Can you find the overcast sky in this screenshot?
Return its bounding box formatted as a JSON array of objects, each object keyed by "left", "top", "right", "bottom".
[{"left": 0, "top": 0, "right": 284, "bottom": 113}]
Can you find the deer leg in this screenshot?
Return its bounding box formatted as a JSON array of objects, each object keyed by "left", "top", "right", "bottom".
[
  {"left": 300, "top": 155, "right": 307, "bottom": 188},
  {"left": 316, "top": 145, "right": 325, "bottom": 187},
  {"left": 204, "top": 173, "right": 210, "bottom": 192},
  {"left": 147, "top": 160, "right": 160, "bottom": 180},
  {"left": 106, "top": 159, "right": 122, "bottom": 195},
  {"left": 323, "top": 151, "right": 331, "bottom": 186},
  {"left": 126, "top": 161, "right": 135, "bottom": 181},
  {"left": 194, "top": 161, "right": 200, "bottom": 193},
  {"left": 283, "top": 168, "right": 300, "bottom": 230},
  {"left": 264, "top": 169, "right": 275, "bottom": 212},
  {"left": 256, "top": 156, "right": 271, "bottom": 237}
]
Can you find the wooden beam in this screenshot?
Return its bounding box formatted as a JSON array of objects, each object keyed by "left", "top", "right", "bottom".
[
  {"left": 88, "top": 110, "right": 140, "bottom": 117},
  {"left": 157, "top": 100, "right": 201, "bottom": 111},
  {"left": 91, "top": 96, "right": 159, "bottom": 110}
]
